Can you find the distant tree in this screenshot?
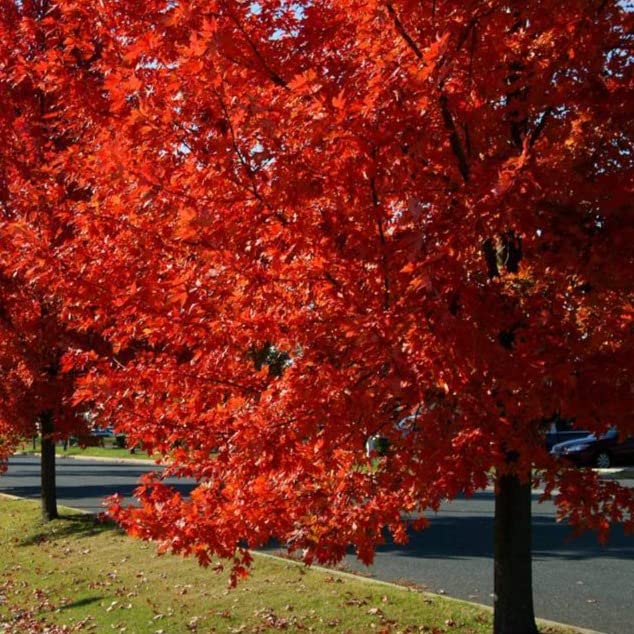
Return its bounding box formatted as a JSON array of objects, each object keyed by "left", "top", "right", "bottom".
[
  {"left": 0, "top": 272, "right": 88, "bottom": 520},
  {"left": 0, "top": 0, "right": 108, "bottom": 520}
]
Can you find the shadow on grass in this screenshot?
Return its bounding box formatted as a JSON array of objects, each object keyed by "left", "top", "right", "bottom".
[
  {"left": 57, "top": 596, "right": 104, "bottom": 611},
  {"left": 20, "top": 513, "right": 119, "bottom": 547}
]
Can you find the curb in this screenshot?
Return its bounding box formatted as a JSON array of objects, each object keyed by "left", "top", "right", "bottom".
[
  {"left": 0, "top": 492, "right": 26, "bottom": 502},
  {"left": 255, "top": 551, "right": 606, "bottom": 634},
  {"left": 596, "top": 467, "right": 634, "bottom": 480},
  {"left": 0, "top": 492, "right": 93, "bottom": 515}
]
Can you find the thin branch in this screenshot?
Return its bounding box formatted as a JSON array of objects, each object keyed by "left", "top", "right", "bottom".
[
  {"left": 386, "top": 3, "right": 423, "bottom": 59},
  {"left": 370, "top": 173, "right": 390, "bottom": 310},
  {"left": 225, "top": 5, "right": 288, "bottom": 88},
  {"left": 384, "top": 3, "right": 477, "bottom": 184},
  {"left": 162, "top": 368, "right": 258, "bottom": 394},
  {"left": 528, "top": 108, "right": 552, "bottom": 148},
  {"left": 439, "top": 93, "right": 470, "bottom": 183},
  {"left": 214, "top": 88, "right": 287, "bottom": 224},
  {"left": 462, "top": 121, "right": 472, "bottom": 158},
  {"left": 436, "top": 5, "right": 497, "bottom": 80}
]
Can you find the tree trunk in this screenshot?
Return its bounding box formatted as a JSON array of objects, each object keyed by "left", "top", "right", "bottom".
[
  {"left": 40, "top": 410, "right": 58, "bottom": 521},
  {"left": 493, "top": 472, "right": 538, "bottom": 634}
]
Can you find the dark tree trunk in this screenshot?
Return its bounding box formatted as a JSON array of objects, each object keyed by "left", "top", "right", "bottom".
[
  {"left": 494, "top": 472, "right": 538, "bottom": 634},
  {"left": 40, "top": 410, "right": 58, "bottom": 521}
]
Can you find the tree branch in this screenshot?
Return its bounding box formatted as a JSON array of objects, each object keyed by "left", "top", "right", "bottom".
[
  {"left": 370, "top": 174, "right": 390, "bottom": 310},
  {"left": 528, "top": 108, "right": 552, "bottom": 148},
  {"left": 386, "top": 3, "right": 423, "bottom": 59},
  {"left": 225, "top": 5, "right": 288, "bottom": 89},
  {"left": 439, "top": 93, "right": 470, "bottom": 183}
]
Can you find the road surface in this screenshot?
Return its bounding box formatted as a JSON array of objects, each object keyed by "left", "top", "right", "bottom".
[{"left": 1, "top": 455, "right": 632, "bottom": 634}]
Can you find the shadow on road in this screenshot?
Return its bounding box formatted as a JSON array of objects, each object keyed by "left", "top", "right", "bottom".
[
  {"left": 2, "top": 481, "right": 193, "bottom": 505},
  {"left": 373, "top": 514, "right": 634, "bottom": 562},
  {"left": 3, "top": 469, "right": 158, "bottom": 479}
]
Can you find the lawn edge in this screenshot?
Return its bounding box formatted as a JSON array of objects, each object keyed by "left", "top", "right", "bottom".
[
  {"left": 13, "top": 450, "right": 155, "bottom": 465},
  {"left": 0, "top": 494, "right": 609, "bottom": 634},
  {"left": 254, "top": 551, "right": 606, "bottom": 634}
]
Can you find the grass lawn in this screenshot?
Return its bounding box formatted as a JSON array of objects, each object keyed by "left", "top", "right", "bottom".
[
  {"left": 0, "top": 498, "right": 579, "bottom": 634},
  {"left": 56, "top": 444, "right": 153, "bottom": 461},
  {"left": 18, "top": 437, "right": 153, "bottom": 461}
]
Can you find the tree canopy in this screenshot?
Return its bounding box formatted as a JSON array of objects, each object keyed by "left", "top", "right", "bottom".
[{"left": 1, "top": 0, "right": 633, "bottom": 629}]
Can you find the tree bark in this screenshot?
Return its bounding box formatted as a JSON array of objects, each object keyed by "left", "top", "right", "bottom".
[
  {"left": 494, "top": 472, "right": 538, "bottom": 634},
  {"left": 40, "top": 410, "right": 58, "bottom": 521}
]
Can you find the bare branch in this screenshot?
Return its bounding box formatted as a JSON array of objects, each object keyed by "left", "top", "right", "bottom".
[
  {"left": 440, "top": 94, "right": 470, "bottom": 183},
  {"left": 386, "top": 3, "right": 423, "bottom": 60}
]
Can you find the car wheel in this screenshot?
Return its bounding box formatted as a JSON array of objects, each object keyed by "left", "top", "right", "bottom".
[{"left": 596, "top": 451, "right": 612, "bottom": 468}]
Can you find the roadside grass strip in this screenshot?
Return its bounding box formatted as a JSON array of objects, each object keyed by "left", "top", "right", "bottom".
[
  {"left": 17, "top": 440, "right": 153, "bottom": 461},
  {"left": 0, "top": 498, "right": 578, "bottom": 634},
  {"left": 54, "top": 445, "right": 153, "bottom": 461}
]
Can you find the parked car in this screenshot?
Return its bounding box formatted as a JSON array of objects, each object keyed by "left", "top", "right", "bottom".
[
  {"left": 544, "top": 418, "right": 589, "bottom": 451},
  {"left": 68, "top": 425, "right": 127, "bottom": 448},
  {"left": 91, "top": 426, "right": 128, "bottom": 448},
  {"left": 550, "top": 428, "right": 634, "bottom": 468},
  {"left": 365, "top": 413, "right": 420, "bottom": 457}
]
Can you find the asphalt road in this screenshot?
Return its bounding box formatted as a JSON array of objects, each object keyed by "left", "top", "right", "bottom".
[
  {"left": 1, "top": 455, "right": 192, "bottom": 513},
  {"left": 1, "top": 455, "right": 632, "bottom": 634}
]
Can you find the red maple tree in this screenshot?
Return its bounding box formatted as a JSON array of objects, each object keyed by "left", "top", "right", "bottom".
[
  {"left": 2, "top": 2, "right": 633, "bottom": 632},
  {"left": 0, "top": 269, "right": 89, "bottom": 518},
  {"left": 0, "top": 0, "right": 112, "bottom": 518}
]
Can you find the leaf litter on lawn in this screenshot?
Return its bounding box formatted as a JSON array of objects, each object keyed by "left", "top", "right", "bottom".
[{"left": 0, "top": 499, "right": 578, "bottom": 633}]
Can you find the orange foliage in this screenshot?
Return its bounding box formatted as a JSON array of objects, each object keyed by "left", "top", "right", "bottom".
[{"left": 1, "top": 0, "right": 633, "bottom": 577}]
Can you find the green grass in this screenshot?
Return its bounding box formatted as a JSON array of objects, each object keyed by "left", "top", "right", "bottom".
[
  {"left": 18, "top": 437, "right": 153, "bottom": 461},
  {"left": 0, "top": 498, "right": 578, "bottom": 634},
  {"left": 56, "top": 444, "right": 153, "bottom": 460}
]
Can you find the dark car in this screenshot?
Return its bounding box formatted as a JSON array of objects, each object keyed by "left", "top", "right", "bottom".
[
  {"left": 550, "top": 428, "right": 634, "bottom": 468},
  {"left": 90, "top": 425, "right": 114, "bottom": 438},
  {"left": 544, "top": 418, "right": 590, "bottom": 451},
  {"left": 68, "top": 425, "right": 125, "bottom": 448}
]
